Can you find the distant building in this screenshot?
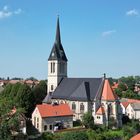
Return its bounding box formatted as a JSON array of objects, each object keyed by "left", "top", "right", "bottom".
[
  {"left": 43, "top": 17, "right": 122, "bottom": 127},
  {"left": 126, "top": 103, "right": 140, "bottom": 120},
  {"left": 32, "top": 104, "right": 73, "bottom": 133}
]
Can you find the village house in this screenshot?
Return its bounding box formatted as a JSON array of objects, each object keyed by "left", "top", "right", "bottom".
[
  {"left": 126, "top": 102, "right": 140, "bottom": 120},
  {"left": 32, "top": 104, "right": 73, "bottom": 133},
  {"left": 42, "top": 17, "right": 122, "bottom": 127}
]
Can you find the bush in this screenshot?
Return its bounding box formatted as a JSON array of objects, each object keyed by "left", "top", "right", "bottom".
[
  {"left": 41, "top": 132, "right": 54, "bottom": 140},
  {"left": 82, "top": 112, "right": 94, "bottom": 129},
  {"left": 73, "top": 119, "right": 82, "bottom": 127},
  {"left": 57, "top": 131, "right": 88, "bottom": 140}
]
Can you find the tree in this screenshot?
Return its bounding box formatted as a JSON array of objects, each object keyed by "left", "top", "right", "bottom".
[
  {"left": 26, "top": 77, "right": 38, "bottom": 81},
  {"left": 118, "top": 82, "right": 127, "bottom": 92},
  {"left": 16, "top": 84, "right": 35, "bottom": 117},
  {"left": 32, "top": 80, "right": 47, "bottom": 105},
  {"left": 82, "top": 112, "right": 94, "bottom": 129},
  {"left": 0, "top": 97, "right": 24, "bottom": 140},
  {"left": 9, "top": 83, "right": 21, "bottom": 99},
  {"left": 119, "top": 76, "right": 135, "bottom": 91}
]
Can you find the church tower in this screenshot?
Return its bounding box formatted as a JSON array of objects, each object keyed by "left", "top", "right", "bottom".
[{"left": 47, "top": 17, "right": 68, "bottom": 93}]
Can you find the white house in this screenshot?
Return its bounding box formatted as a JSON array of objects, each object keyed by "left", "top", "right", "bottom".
[
  {"left": 126, "top": 103, "right": 140, "bottom": 120},
  {"left": 32, "top": 104, "right": 73, "bottom": 133}
]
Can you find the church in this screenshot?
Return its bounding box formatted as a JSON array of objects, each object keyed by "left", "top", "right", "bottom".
[{"left": 43, "top": 17, "right": 122, "bottom": 127}]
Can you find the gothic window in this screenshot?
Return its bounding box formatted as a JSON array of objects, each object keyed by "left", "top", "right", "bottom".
[
  {"left": 108, "top": 104, "right": 113, "bottom": 115},
  {"left": 80, "top": 103, "right": 84, "bottom": 113},
  {"left": 72, "top": 102, "right": 76, "bottom": 112}
]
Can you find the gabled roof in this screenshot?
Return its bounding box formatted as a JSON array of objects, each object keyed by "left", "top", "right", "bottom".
[
  {"left": 51, "top": 78, "right": 103, "bottom": 101},
  {"left": 96, "top": 106, "right": 105, "bottom": 115},
  {"left": 48, "top": 17, "right": 67, "bottom": 61},
  {"left": 37, "top": 104, "right": 73, "bottom": 118},
  {"left": 121, "top": 102, "right": 130, "bottom": 108},
  {"left": 101, "top": 79, "right": 118, "bottom": 101},
  {"left": 130, "top": 133, "right": 140, "bottom": 140}
]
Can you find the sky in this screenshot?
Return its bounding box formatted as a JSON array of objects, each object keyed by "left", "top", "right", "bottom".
[{"left": 0, "top": 0, "right": 140, "bottom": 80}]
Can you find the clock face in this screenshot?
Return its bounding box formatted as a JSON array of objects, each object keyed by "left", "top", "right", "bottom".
[{"left": 52, "top": 52, "right": 54, "bottom": 56}]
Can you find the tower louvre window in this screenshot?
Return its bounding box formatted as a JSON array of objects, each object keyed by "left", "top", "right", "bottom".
[
  {"left": 53, "top": 62, "right": 55, "bottom": 73},
  {"left": 51, "top": 62, "right": 53, "bottom": 73},
  {"left": 50, "top": 62, "right": 55, "bottom": 73}
]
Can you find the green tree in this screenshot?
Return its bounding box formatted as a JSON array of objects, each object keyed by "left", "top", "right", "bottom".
[
  {"left": 16, "top": 84, "right": 35, "bottom": 117},
  {"left": 32, "top": 80, "right": 47, "bottom": 105},
  {"left": 119, "top": 76, "right": 135, "bottom": 91},
  {"left": 9, "top": 83, "right": 21, "bottom": 99},
  {"left": 0, "top": 97, "right": 24, "bottom": 140},
  {"left": 82, "top": 112, "right": 94, "bottom": 129}
]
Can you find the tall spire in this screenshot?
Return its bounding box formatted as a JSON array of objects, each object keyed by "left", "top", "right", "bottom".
[
  {"left": 48, "top": 16, "right": 68, "bottom": 61},
  {"left": 55, "top": 16, "right": 61, "bottom": 44}
]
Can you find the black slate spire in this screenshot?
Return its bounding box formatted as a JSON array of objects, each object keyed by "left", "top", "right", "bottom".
[
  {"left": 55, "top": 16, "right": 61, "bottom": 44},
  {"left": 48, "top": 17, "right": 68, "bottom": 61}
]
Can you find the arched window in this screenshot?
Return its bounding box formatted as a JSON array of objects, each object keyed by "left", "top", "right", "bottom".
[
  {"left": 108, "top": 104, "right": 113, "bottom": 115},
  {"left": 80, "top": 103, "right": 84, "bottom": 113},
  {"left": 72, "top": 102, "right": 76, "bottom": 112}
]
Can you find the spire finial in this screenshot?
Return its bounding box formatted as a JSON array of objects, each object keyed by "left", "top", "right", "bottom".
[
  {"left": 103, "top": 73, "right": 106, "bottom": 79},
  {"left": 55, "top": 16, "right": 61, "bottom": 44}
]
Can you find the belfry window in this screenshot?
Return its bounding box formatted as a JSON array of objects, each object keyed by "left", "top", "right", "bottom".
[
  {"left": 53, "top": 62, "right": 55, "bottom": 73},
  {"left": 51, "top": 62, "right": 55, "bottom": 73}
]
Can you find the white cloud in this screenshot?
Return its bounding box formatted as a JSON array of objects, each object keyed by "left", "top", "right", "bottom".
[
  {"left": 126, "top": 9, "right": 139, "bottom": 16},
  {"left": 102, "top": 30, "right": 116, "bottom": 37},
  {"left": 14, "top": 8, "right": 22, "bottom": 15},
  {"left": 0, "top": 5, "right": 22, "bottom": 19}
]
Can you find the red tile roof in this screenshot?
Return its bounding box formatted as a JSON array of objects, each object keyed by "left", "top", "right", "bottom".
[
  {"left": 127, "top": 99, "right": 140, "bottom": 103},
  {"left": 121, "top": 102, "right": 130, "bottom": 108},
  {"left": 101, "top": 79, "right": 118, "bottom": 101},
  {"left": 37, "top": 104, "right": 73, "bottom": 118},
  {"left": 96, "top": 106, "right": 105, "bottom": 115},
  {"left": 130, "top": 133, "right": 140, "bottom": 140}
]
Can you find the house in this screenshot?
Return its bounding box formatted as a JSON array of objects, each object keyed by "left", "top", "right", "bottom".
[
  {"left": 130, "top": 133, "right": 140, "bottom": 140},
  {"left": 32, "top": 104, "right": 73, "bottom": 133},
  {"left": 126, "top": 102, "right": 140, "bottom": 120},
  {"left": 120, "top": 102, "right": 130, "bottom": 115},
  {"left": 43, "top": 17, "right": 122, "bottom": 127},
  {"left": 11, "top": 107, "right": 27, "bottom": 135}
]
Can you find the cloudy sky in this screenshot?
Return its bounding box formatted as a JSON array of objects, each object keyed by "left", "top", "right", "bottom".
[{"left": 0, "top": 0, "right": 140, "bottom": 79}]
